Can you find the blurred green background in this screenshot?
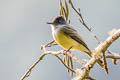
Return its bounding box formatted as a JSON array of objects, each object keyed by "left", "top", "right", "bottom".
[{"left": 0, "top": 0, "right": 120, "bottom": 80}]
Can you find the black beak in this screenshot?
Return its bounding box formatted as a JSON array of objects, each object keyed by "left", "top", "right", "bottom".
[{"left": 46, "top": 22, "right": 54, "bottom": 24}]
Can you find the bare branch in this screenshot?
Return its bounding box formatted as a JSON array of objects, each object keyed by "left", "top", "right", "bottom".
[
  {"left": 19, "top": 53, "right": 48, "bottom": 80},
  {"left": 65, "top": 52, "right": 84, "bottom": 66},
  {"left": 20, "top": 48, "right": 84, "bottom": 80},
  {"left": 40, "top": 40, "right": 57, "bottom": 50},
  {"left": 55, "top": 55, "right": 76, "bottom": 73},
  {"left": 68, "top": 0, "right": 101, "bottom": 44},
  {"left": 106, "top": 55, "right": 120, "bottom": 59},
  {"left": 103, "top": 53, "right": 109, "bottom": 74},
  {"left": 73, "top": 29, "right": 120, "bottom": 80},
  {"left": 106, "top": 51, "right": 120, "bottom": 60}
]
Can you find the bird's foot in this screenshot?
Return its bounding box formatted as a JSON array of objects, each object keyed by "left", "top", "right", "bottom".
[{"left": 63, "top": 50, "right": 71, "bottom": 55}]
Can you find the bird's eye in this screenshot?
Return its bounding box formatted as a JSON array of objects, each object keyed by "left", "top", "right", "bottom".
[{"left": 57, "top": 19, "right": 60, "bottom": 23}]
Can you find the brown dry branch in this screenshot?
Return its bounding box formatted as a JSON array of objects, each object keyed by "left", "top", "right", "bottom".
[
  {"left": 20, "top": 44, "right": 85, "bottom": 80},
  {"left": 19, "top": 50, "right": 75, "bottom": 80},
  {"left": 19, "top": 53, "right": 47, "bottom": 80},
  {"left": 107, "top": 51, "right": 120, "bottom": 64},
  {"left": 40, "top": 40, "right": 58, "bottom": 50},
  {"left": 65, "top": 51, "right": 84, "bottom": 66},
  {"left": 106, "top": 54, "right": 120, "bottom": 59},
  {"left": 68, "top": 0, "right": 100, "bottom": 44},
  {"left": 73, "top": 29, "right": 120, "bottom": 80}
]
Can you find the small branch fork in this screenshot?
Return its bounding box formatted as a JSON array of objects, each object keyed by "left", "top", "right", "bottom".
[
  {"left": 19, "top": 42, "right": 85, "bottom": 80},
  {"left": 106, "top": 52, "right": 120, "bottom": 59}
]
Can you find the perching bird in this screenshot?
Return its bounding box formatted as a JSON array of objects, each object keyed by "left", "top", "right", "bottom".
[{"left": 47, "top": 16, "right": 103, "bottom": 67}]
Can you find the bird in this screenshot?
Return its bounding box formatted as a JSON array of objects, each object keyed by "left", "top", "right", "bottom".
[{"left": 47, "top": 16, "right": 103, "bottom": 67}]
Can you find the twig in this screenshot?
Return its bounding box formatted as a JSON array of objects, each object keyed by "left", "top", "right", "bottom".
[
  {"left": 20, "top": 37, "right": 58, "bottom": 80},
  {"left": 19, "top": 51, "right": 74, "bottom": 80},
  {"left": 106, "top": 51, "right": 120, "bottom": 60},
  {"left": 69, "top": 0, "right": 100, "bottom": 44},
  {"left": 55, "top": 55, "right": 76, "bottom": 73},
  {"left": 19, "top": 53, "right": 48, "bottom": 80},
  {"left": 106, "top": 55, "right": 120, "bottom": 59},
  {"left": 41, "top": 43, "right": 84, "bottom": 66},
  {"left": 40, "top": 40, "right": 57, "bottom": 50},
  {"left": 107, "top": 50, "right": 120, "bottom": 64},
  {"left": 65, "top": 51, "right": 84, "bottom": 66},
  {"left": 20, "top": 48, "right": 84, "bottom": 80},
  {"left": 103, "top": 53, "right": 109, "bottom": 74},
  {"left": 45, "top": 40, "right": 55, "bottom": 47}
]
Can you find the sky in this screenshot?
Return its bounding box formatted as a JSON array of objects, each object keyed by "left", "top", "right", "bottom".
[{"left": 0, "top": 0, "right": 120, "bottom": 80}]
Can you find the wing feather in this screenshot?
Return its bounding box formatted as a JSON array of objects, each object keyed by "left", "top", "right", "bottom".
[{"left": 61, "top": 26, "right": 90, "bottom": 52}]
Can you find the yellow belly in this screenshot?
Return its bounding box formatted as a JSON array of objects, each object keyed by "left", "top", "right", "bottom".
[{"left": 53, "top": 29, "right": 87, "bottom": 52}]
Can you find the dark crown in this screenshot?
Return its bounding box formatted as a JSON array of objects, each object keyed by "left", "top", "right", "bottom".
[{"left": 53, "top": 16, "right": 66, "bottom": 25}]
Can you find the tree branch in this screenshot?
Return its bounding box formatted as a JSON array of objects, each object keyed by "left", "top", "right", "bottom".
[
  {"left": 68, "top": 0, "right": 100, "bottom": 44},
  {"left": 73, "top": 29, "right": 120, "bottom": 80},
  {"left": 19, "top": 53, "right": 48, "bottom": 80},
  {"left": 19, "top": 48, "right": 84, "bottom": 80},
  {"left": 107, "top": 50, "right": 120, "bottom": 60}
]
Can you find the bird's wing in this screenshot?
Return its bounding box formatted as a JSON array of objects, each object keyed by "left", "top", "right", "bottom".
[{"left": 61, "top": 26, "right": 90, "bottom": 52}]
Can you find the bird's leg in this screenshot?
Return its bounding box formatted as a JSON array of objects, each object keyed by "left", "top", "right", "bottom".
[
  {"left": 63, "top": 50, "right": 70, "bottom": 55},
  {"left": 63, "top": 46, "right": 73, "bottom": 55}
]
